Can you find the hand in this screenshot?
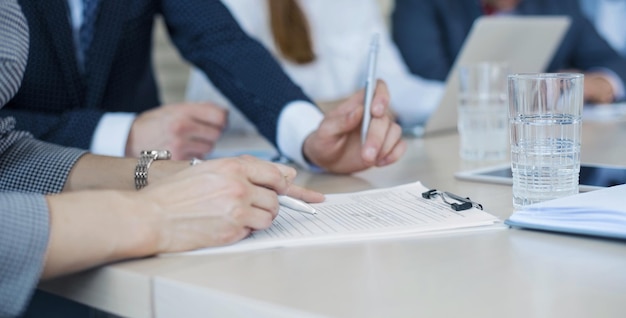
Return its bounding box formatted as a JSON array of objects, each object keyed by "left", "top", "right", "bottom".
[
  {"left": 126, "top": 102, "right": 228, "bottom": 160},
  {"left": 137, "top": 156, "right": 324, "bottom": 253},
  {"left": 303, "top": 80, "right": 406, "bottom": 174},
  {"left": 584, "top": 73, "right": 615, "bottom": 104}
]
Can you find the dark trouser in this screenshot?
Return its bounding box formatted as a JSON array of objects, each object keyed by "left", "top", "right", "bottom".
[{"left": 21, "top": 290, "right": 93, "bottom": 318}]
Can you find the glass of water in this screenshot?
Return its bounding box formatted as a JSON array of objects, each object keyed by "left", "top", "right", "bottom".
[
  {"left": 508, "top": 73, "right": 583, "bottom": 209},
  {"left": 457, "top": 62, "right": 510, "bottom": 161}
]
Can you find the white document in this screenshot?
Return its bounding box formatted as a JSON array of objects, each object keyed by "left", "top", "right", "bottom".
[
  {"left": 582, "top": 102, "right": 626, "bottom": 122},
  {"left": 506, "top": 184, "right": 626, "bottom": 239},
  {"left": 178, "top": 182, "right": 500, "bottom": 255}
]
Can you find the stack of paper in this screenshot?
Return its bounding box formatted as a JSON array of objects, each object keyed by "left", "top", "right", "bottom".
[
  {"left": 505, "top": 184, "right": 626, "bottom": 239},
  {"left": 582, "top": 102, "right": 626, "bottom": 122},
  {"left": 177, "top": 182, "right": 501, "bottom": 255}
]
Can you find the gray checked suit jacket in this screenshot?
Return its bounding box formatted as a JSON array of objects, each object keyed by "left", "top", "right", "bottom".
[{"left": 0, "top": 0, "right": 86, "bottom": 316}]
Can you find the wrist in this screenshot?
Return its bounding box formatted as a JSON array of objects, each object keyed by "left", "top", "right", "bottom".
[
  {"left": 91, "top": 190, "right": 165, "bottom": 260},
  {"left": 302, "top": 134, "right": 320, "bottom": 167},
  {"left": 302, "top": 134, "right": 330, "bottom": 173},
  {"left": 43, "top": 190, "right": 157, "bottom": 278},
  {"left": 117, "top": 190, "right": 163, "bottom": 258},
  {"left": 148, "top": 160, "right": 190, "bottom": 185}
]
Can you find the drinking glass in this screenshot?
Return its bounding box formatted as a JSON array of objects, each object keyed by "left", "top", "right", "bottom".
[
  {"left": 457, "top": 62, "right": 510, "bottom": 161},
  {"left": 508, "top": 73, "right": 583, "bottom": 208}
]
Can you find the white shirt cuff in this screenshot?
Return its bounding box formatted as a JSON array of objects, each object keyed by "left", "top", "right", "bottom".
[
  {"left": 90, "top": 113, "right": 136, "bottom": 157},
  {"left": 277, "top": 101, "right": 323, "bottom": 169}
]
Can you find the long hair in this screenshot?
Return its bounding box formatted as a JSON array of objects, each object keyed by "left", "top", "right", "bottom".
[{"left": 267, "top": 0, "right": 315, "bottom": 64}]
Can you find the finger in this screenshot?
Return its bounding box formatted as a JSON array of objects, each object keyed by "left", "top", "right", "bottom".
[
  {"left": 369, "top": 80, "right": 391, "bottom": 118},
  {"left": 237, "top": 156, "right": 289, "bottom": 191},
  {"left": 205, "top": 226, "right": 251, "bottom": 249},
  {"left": 170, "top": 139, "right": 215, "bottom": 160},
  {"left": 316, "top": 101, "right": 364, "bottom": 139},
  {"left": 362, "top": 82, "right": 391, "bottom": 161},
  {"left": 362, "top": 112, "right": 392, "bottom": 164},
  {"left": 171, "top": 117, "right": 223, "bottom": 144},
  {"left": 270, "top": 163, "right": 324, "bottom": 200},
  {"left": 324, "top": 81, "right": 388, "bottom": 127},
  {"left": 284, "top": 184, "right": 325, "bottom": 203},
  {"left": 234, "top": 158, "right": 324, "bottom": 204},
  {"left": 377, "top": 139, "right": 407, "bottom": 167},
  {"left": 268, "top": 163, "right": 324, "bottom": 202},
  {"left": 234, "top": 195, "right": 277, "bottom": 231},
  {"left": 250, "top": 186, "right": 281, "bottom": 218},
  {"left": 360, "top": 81, "right": 394, "bottom": 163},
  {"left": 273, "top": 164, "right": 298, "bottom": 183},
  {"left": 377, "top": 123, "right": 403, "bottom": 162},
  {"left": 328, "top": 88, "right": 365, "bottom": 117},
  {"left": 241, "top": 207, "right": 277, "bottom": 230},
  {"left": 180, "top": 102, "right": 229, "bottom": 128}
]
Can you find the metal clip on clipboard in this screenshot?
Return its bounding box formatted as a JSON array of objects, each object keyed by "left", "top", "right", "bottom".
[{"left": 421, "top": 189, "right": 484, "bottom": 212}]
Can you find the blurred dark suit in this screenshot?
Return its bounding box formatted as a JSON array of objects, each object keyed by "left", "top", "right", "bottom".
[
  {"left": 392, "top": 0, "right": 626, "bottom": 85},
  {"left": 3, "top": 0, "right": 309, "bottom": 150}
]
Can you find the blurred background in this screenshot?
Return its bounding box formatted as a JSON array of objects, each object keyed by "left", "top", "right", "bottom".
[{"left": 153, "top": 0, "right": 394, "bottom": 104}]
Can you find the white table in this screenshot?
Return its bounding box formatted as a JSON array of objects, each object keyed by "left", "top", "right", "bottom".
[{"left": 42, "top": 120, "right": 626, "bottom": 318}]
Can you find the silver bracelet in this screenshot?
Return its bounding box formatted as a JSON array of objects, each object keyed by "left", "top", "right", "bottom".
[{"left": 135, "top": 150, "right": 171, "bottom": 190}]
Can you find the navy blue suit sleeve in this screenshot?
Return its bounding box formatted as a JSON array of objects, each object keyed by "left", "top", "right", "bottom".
[
  {"left": 1, "top": 108, "right": 104, "bottom": 150},
  {"left": 392, "top": 0, "right": 452, "bottom": 81},
  {"left": 160, "top": 0, "right": 313, "bottom": 147},
  {"left": 549, "top": 0, "right": 626, "bottom": 86}
]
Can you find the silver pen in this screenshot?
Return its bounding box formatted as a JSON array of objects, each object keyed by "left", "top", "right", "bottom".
[
  {"left": 278, "top": 195, "right": 317, "bottom": 215},
  {"left": 361, "top": 33, "right": 380, "bottom": 145}
]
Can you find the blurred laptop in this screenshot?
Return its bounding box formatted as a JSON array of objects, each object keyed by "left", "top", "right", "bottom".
[{"left": 409, "top": 16, "right": 571, "bottom": 136}]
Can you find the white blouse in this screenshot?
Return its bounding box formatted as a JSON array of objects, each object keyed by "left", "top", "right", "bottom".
[{"left": 185, "top": 0, "right": 445, "bottom": 132}]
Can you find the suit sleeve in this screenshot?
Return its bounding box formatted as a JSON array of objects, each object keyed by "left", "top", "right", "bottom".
[
  {"left": 0, "top": 192, "right": 50, "bottom": 318},
  {"left": 0, "top": 117, "right": 86, "bottom": 194},
  {"left": 0, "top": 108, "right": 105, "bottom": 151},
  {"left": 563, "top": 2, "right": 626, "bottom": 88},
  {"left": 159, "top": 0, "right": 313, "bottom": 147},
  {"left": 0, "top": 118, "right": 84, "bottom": 316},
  {"left": 392, "top": 0, "right": 453, "bottom": 81},
  {"left": 0, "top": 0, "right": 107, "bottom": 150}
]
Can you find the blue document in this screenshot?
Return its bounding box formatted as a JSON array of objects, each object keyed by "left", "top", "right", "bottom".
[{"left": 505, "top": 184, "right": 626, "bottom": 239}]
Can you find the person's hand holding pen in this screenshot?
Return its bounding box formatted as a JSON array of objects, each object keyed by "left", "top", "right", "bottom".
[
  {"left": 190, "top": 157, "right": 322, "bottom": 216},
  {"left": 145, "top": 156, "right": 325, "bottom": 252},
  {"left": 302, "top": 38, "right": 406, "bottom": 174},
  {"left": 302, "top": 79, "right": 405, "bottom": 174}
]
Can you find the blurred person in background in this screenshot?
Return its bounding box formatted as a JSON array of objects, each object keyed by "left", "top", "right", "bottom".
[
  {"left": 3, "top": 0, "right": 404, "bottom": 174},
  {"left": 579, "top": 0, "right": 626, "bottom": 58},
  {"left": 393, "top": 0, "right": 626, "bottom": 104},
  {"left": 186, "top": 0, "right": 445, "bottom": 132}
]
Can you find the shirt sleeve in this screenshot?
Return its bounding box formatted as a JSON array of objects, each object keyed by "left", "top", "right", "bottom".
[
  {"left": 0, "top": 192, "right": 50, "bottom": 317},
  {"left": 89, "top": 112, "right": 135, "bottom": 157},
  {"left": 276, "top": 100, "right": 323, "bottom": 169}
]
